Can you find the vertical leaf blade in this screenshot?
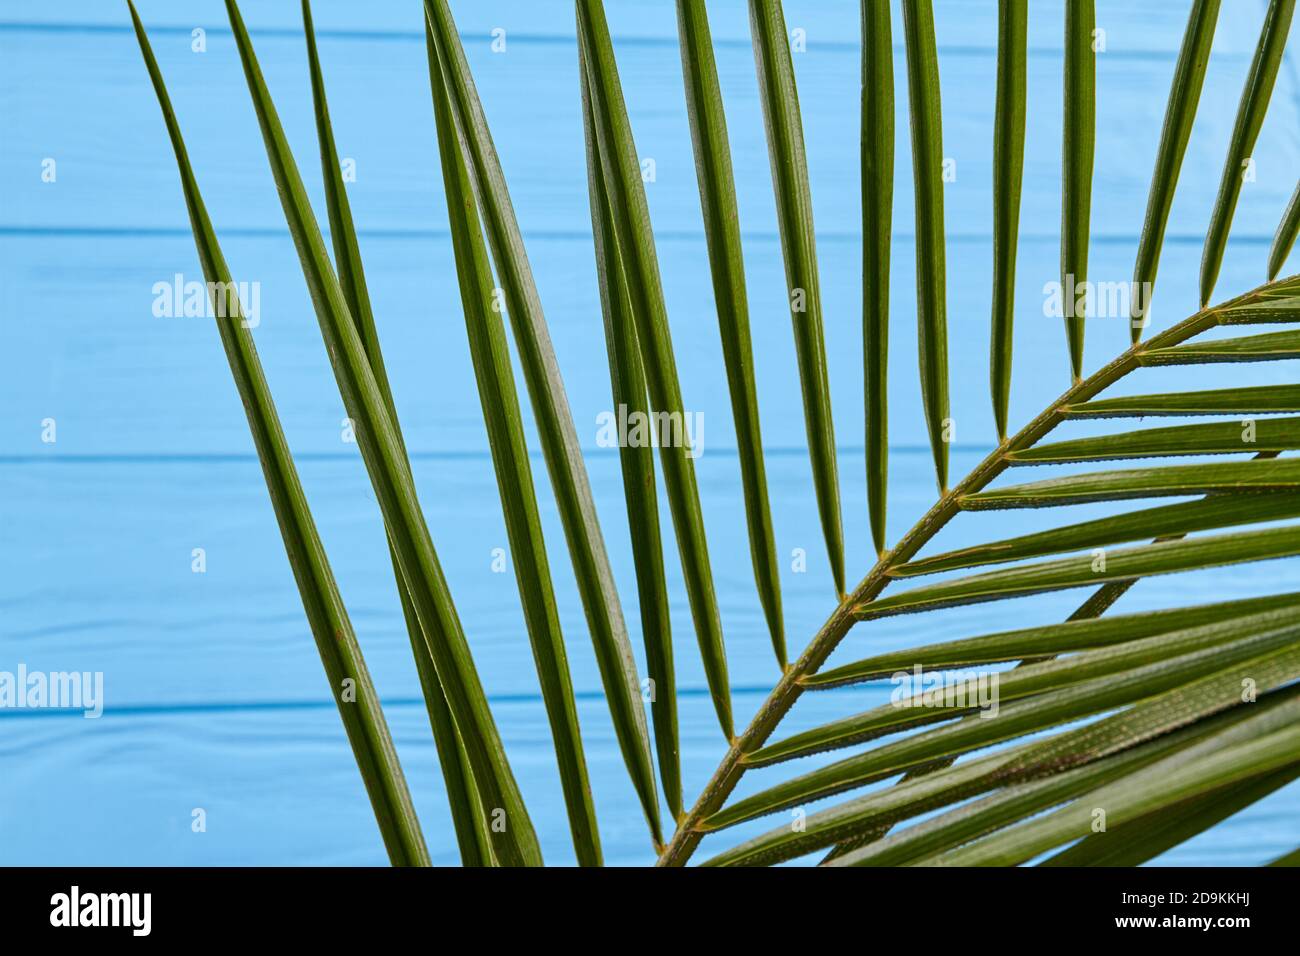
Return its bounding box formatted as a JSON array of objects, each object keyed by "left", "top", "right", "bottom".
[
  {"left": 129, "top": 1, "right": 429, "bottom": 866},
  {"left": 301, "top": 0, "right": 492, "bottom": 866},
  {"left": 1129, "top": 0, "right": 1222, "bottom": 341},
  {"left": 1270, "top": 180, "right": 1300, "bottom": 280},
  {"left": 862, "top": 0, "right": 894, "bottom": 550},
  {"left": 422, "top": 0, "right": 662, "bottom": 831},
  {"left": 427, "top": 23, "right": 610, "bottom": 863},
  {"left": 991, "top": 0, "right": 1026, "bottom": 429},
  {"left": 677, "top": 0, "right": 786, "bottom": 668},
  {"left": 1061, "top": 0, "right": 1093, "bottom": 381},
  {"left": 748, "top": 0, "right": 845, "bottom": 594},
  {"left": 580, "top": 61, "right": 681, "bottom": 819},
  {"left": 1200, "top": 0, "right": 1295, "bottom": 306},
  {"left": 576, "top": 0, "right": 734, "bottom": 740},
  {"left": 222, "top": 0, "right": 541, "bottom": 867},
  {"left": 901, "top": 0, "right": 951, "bottom": 491}
]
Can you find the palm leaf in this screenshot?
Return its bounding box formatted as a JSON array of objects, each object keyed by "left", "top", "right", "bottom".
[
  {"left": 580, "top": 36, "right": 680, "bottom": 822},
  {"left": 1042, "top": 764, "right": 1300, "bottom": 866},
  {"left": 676, "top": 0, "right": 785, "bottom": 667},
  {"left": 1129, "top": 0, "right": 1222, "bottom": 341},
  {"left": 131, "top": 0, "right": 1300, "bottom": 870},
  {"left": 1199, "top": 0, "right": 1295, "bottom": 305},
  {"left": 222, "top": 0, "right": 541, "bottom": 867},
  {"left": 805, "top": 591, "right": 1300, "bottom": 689},
  {"left": 423, "top": 0, "right": 662, "bottom": 836},
  {"left": 129, "top": 0, "right": 430, "bottom": 866},
  {"left": 861, "top": 526, "right": 1300, "bottom": 617},
  {"left": 748, "top": 0, "right": 845, "bottom": 592},
  {"left": 961, "top": 458, "right": 1300, "bottom": 508},
  {"left": 1061, "top": 0, "right": 1094, "bottom": 380},
  {"left": 705, "top": 634, "right": 1300, "bottom": 833},
  {"left": 900, "top": 0, "right": 952, "bottom": 491},
  {"left": 933, "top": 720, "right": 1300, "bottom": 866},
  {"left": 1217, "top": 294, "right": 1300, "bottom": 322},
  {"left": 1270, "top": 181, "right": 1300, "bottom": 279},
  {"left": 1007, "top": 417, "right": 1300, "bottom": 463},
  {"left": 576, "top": 0, "right": 734, "bottom": 740},
  {"left": 300, "top": 0, "right": 492, "bottom": 867},
  {"left": 862, "top": 0, "right": 895, "bottom": 546},
  {"left": 895, "top": 493, "right": 1300, "bottom": 577},
  {"left": 661, "top": 272, "right": 1300, "bottom": 866},
  {"left": 1140, "top": 328, "right": 1300, "bottom": 364},
  {"left": 1065, "top": 384, "right": 1300, "bottom": 418},
  {"left": 427, "top": 22, "right": 610, "bottom": 863},
  {"left": 753, "top": 605, "right": 1299, "bottom": 766},
  {"left": 841, "top": 694, "right": 1300, "bottom": 866},
  {"left": 1269, "top": 845, "right": 1300, "bottom": 866}
]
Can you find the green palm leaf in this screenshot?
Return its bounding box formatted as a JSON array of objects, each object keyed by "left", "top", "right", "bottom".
[
  {"left": 1200, "top": 0, "right": 1296, "bottom": 305},
  {"left": 1140, "top": 328, "right": 1300, "bottom": 364},
  {"left": 130, "top": 0, "right": 1300, "bottom": 870},
  {"left": 1061, "top": 0, "right": 1094, "bottom": 380},
  {"left": 577, "top": 0, "right": 734, "bottom": 740},
  {"left": 705, "top": 634, "right": 1300, "bottom": 832},
  {"left": 1270, "top": 182, "right": 1300, "bottom": 279},
  {"left": 962, "top": 458, "right": 1300, "bottom": 508},
  {"left": 859, "top": 526, "right": 1300, "bottom": 617},
  {"left": 428, "top": 24, "right": 611, "bottom": 863},
  {"left": 423, "top": 0, "right": 662, "bottom": 837},
  {"left": 1007, "top": 417, "right": 1300, "bottom": 463},
  {"left": 222, "top": 0, "right": 541, "bottom": 866},
  {"left": 1269, "top": 845, "right": 1300, "bottom": 866},
  {"left": 1129, "top": 0, "right": 1222, "bottom": 341},
  {"left": 129, "top": 0, "right": 430, "bottom": 866},
  {"left": 749, "top": 0, "right": 845, "bottom": 592},
  {"left": 934, "top": 719, "right": 1300, "bottom": 866},
  {"left": 1217, "top": 294, "right": 1300, "bottom": 322},
  {"left": 833, "top": 728, "right": 1217, "bottom": 867},
  {"left": 580, "top": 40, "right": 680, "bottom": 823},
  {"left": 895, "top": 493, "right": 1300, "bottom": 577},
  {"left": 300, "top": 0, "right": 493, "bottom": 867},
  {"left": 862, "top": 0, "right": 895, "bottom": 546},
  {"left": 900, "top": 0, "right": 951, "bottom": 491},
  {"left": 754, "top": 605, "right": 1299, "bottom": 766},
  {"left": 806, "top": 591, "right": 1300, "bottom": 689},
  {"left": 677, "top": 0, "right": 785, "bottom": 666},
  {"left": 1065, "top": 384, "right": 1300, "bottom": 418},
  {"left": 842, "top": 694, "right": 1300, "bottom": 866},
  {"left": 1043, "top": 764, "right": 1300, "bottom": 866}
]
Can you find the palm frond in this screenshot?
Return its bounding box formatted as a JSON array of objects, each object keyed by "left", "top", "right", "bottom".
[
  {"left": 577, "top": 0, "right": 734, "bottom": 740},
  {"left": 660, "top": 262, "right": 1300, "bottom": 865},
  {"left": 301, "top": 0, "right": 493, "bottom": 867},
  {"left": 579, "top": 47, "right": 680, "bottom": 823},
  {"left": 131, "top": 0, "right": 1300, "bottom": 869},
  {"left": 1200, "top": 0, "right": 1295, "bottom": 305},
  {"left": 677, "top": 0, "right": 786, "bottom": 667},
  {"left": 862, "top": 0, "right": 895, "bottom": 547},
  {"left": 222, "top": 0, "right": 542, "bottom": 866},
  {"left": 1129, "top": 0, "right": 1222, "bottom": 341},
  {"left": 1270, "top": 181, "right": 1300, "bottom": 279},
  {"left": 423, "top": 0, "right": 662, "bottom": 840},
  {"left": 900, "top": 0, "right": 951, "bottom": 492},
  {"left": 428, "top": 21, "right": 611, "bottom": 863},
  {"left": 129, "top": 0, "right": 431, "bottom": 866},
  {"left": 748, "top": 0, "right": 845, "bottom": 593},
  {"left": 1061, "top": 0, "right": 1094, "bottom": 380}
]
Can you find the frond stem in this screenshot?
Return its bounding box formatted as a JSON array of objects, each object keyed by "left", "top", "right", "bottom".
[{"left": 657, "top": 277, "right": 1284, "bottom": 866}]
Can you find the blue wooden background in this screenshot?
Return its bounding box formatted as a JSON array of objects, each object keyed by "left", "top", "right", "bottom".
[{"left": 1, "top": 0, "right": 1298, "bottom": 865}]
